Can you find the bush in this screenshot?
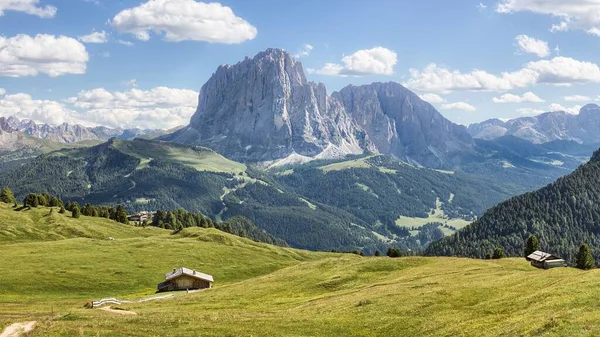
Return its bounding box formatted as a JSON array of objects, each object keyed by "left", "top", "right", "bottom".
[
  {"left": 387, "top": 248, "right": 403, "bottom": 258},
  {"left": 492, "top": 247, "right": 505, "bottom": 259}
]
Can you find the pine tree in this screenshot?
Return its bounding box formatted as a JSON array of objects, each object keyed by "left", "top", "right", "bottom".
[
  {"left": 576, "top": 243, "right": 595, "bottom": 270},
  {"left": 115, "top": 204, "right": 129, "bottom": 224},
  {"left": 374, "top": 250, "right": 381, "bottom": 257},
  {"left": 0, "top": 187, "right": 16, "bottom": 204},
  {"left": 524, "top": 234, "right": 540, "bottom": 257},
  {"left": 59, "top": 206, "right": 66, "bottom": 214}
]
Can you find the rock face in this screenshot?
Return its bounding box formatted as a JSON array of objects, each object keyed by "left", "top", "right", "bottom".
[
  {"left": 5, "top": 116, "right": 162, "bottom": 144},
  {"left": 468, "top": 104, "right": 600, "bottom": 144},
  {"left": 166, "top": 48, "right": 369, "bottom": 162},
  {"left": 333, "top": 82, "right": 475, "bottom": 168},
  {"left": 166, "top": 48, "right": 476, "bottom": 168}
]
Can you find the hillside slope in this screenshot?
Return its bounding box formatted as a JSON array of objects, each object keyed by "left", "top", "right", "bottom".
[
  {"left": 426, "top": 148, "right": 600, "bottom": 263},
  {"left": 2, "top": 215, "right": 600, "bottom": 337}
]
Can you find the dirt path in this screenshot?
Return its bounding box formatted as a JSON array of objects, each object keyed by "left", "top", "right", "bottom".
[
  {"left": 0, "top": 321, "right": 37, "bottom": 337},
  {"left": 99, "top": 307, "right": 137, "bottom": 315}
]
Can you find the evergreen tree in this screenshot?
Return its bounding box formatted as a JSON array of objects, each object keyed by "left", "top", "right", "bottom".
[
  {"left": 23, "top": 193, "right": 39, "bottom": 208},
  {"left": 386, "top": 248, "right": 402, "bottom": 258},
  {"left": 0, "top": 187, "right": 16, "bottom": 204},
  {"left": 524, "top": 234, "right": 540, "bottom": 257},
  {"left": 115, "top": 204, "right": 129, "bottom": 224},
  {"left": 576, "top": 243, "right": 595, "bottom": 270},
  {"left": 374, "top": 250, "right": 381, "bottom": 257},
  {"left": 72, "top": 204, "right": 81, "bottom": 219},
  {"left": 36, "top": 194, "right": 47, "bottom": 207},
  {"left": 59, "top": 206, "right": 66, "bottom": 214},
  {"left": 492, "top": 247, "right": 505, "bottom": 259}
]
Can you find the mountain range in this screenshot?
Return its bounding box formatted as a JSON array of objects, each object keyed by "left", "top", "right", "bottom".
[
  {"left": 468, "top": 104, "right": 600, "bottom": 144},
  {"left": 3, "top": 116, "right": 166, "bottom": 144},
  {"left": 163, "top": 48, "right": 475, "bottom": 169}
]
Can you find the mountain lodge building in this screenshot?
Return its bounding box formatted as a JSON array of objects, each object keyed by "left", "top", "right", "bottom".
[
  {"left": 157, "top": 267, "right": 214, "bottom": 292},
  {"left": 526, "top": 250, "right": 567, "bottom": 269}
]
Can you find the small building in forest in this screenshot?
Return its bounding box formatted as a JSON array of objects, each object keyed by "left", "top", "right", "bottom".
[
  {"left": 157, "top": 267, "right": 214, "bottom": 292},
  {"left": 526, "top": 250, "right": 567, "bottom": 269}
]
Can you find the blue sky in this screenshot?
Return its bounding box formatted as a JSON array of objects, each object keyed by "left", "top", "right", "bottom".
[{"left": 1, "top": 0, "right": 600, "bottom": 129}]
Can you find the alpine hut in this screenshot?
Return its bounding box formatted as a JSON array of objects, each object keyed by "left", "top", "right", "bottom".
[
  {"left": 526, "top": 250, "right": 567, "bottom": 269},
  {"left": 157, "top": 267, "right": 214, "bottom": 292}
]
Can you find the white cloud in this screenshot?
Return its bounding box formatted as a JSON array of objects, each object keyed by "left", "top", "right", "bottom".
[
  {"left": 441, "top": 102, "right": 477, "bottom": 111},
  {"left": 418, "top": 93, "right": 445, "bottom": 104},
  {"left": 117, "top": 40, "right": 134, "bottom": 47},
  {"left": 549, "top": 103, "right": 582, "bottom": 114},
  {"left": 563, "top": 95, "right": 591, "bottom": 101},
  {"left": 0, "top": 87, "right": 198, "bottom": 129},
  {"left": 0, "top": 34, "right": 88, "bottom": 77},
  {"left": 492, "top": 91, "right": 544, "bottom": 103},
  {"left": 110, "top": 0, "right": 257, "bottom": 44},
  {"left": 497, "top": 0, "right": 600, "bottom": 37},
  {"left": 79, "top": 31, "right": 108, "bottom": 43},
  {"left": 0, "top": 0, "right": 56, "bottom": 18},
  {"left": 65, "top": 87, "right": 199, "bottom": 129},
  {"left": 405, "top": 57, "right": 600, "bottom": 92},
  {"left": 293, "top": 44, "right": 313, "bottom": 58},
  {"left": 514, "top": 34, "right": 550, "bottom": 57},
  {"left": 0, "top": 88, "right": 5, "bottom": 96},
  {"left": 309, "top": 47, "right": 397, "bottom": 76},
  {"left": 477, "top": 3, "right": 487, "bottom": 11},
  {"left": 517, "top": 107, "right": 545, "bottom": 115}
]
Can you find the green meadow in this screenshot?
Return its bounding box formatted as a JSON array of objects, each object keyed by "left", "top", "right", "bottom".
[{"left": 1, "top": 204, "right": 600, "bottom": 336}]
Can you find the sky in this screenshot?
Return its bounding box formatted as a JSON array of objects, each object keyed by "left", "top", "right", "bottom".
[{"left": 2, "top": 0, "right": 600, "bottom": 129}]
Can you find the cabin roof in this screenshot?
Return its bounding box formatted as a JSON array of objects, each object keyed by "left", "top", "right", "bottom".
[
  {"left": 526, "top": 250, "right": 561, "bottom": 262},
  {"left": 165, "top": 267, "right": 214, "bottom": 283}
]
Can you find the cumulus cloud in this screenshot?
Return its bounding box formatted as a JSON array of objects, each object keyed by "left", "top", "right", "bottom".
[
  {"left": 492, "top": 91, "right": 545, "bottom": 103},
  {"left": 418, "top": 93, "right": 445, "bottom": 104},
  {"left": 514, "top": 34, "right": 550, "bottom": 57},
  {"left": 65, "top": 87, "right": 198, "bottom": 129},
  {"left": 0, "top": 87, "right": 198, "bottom": 129},
  {"left": 308, "top": 47, "right": 397, "bottom": 76},
  {"left": 441, "top": 102, "right": 477, "bottom": 111},
  {"left": 293, "top": 44, "right": 313, "bottom": 58},
  {"left": 497, "top": 0, "right": 600, "bottom": 37},
  {"left": 79, "top": 30, "right": 108, "bottom": 43},
  {"left": 549, "top": 103, "right": 582, "bottom": 114},
  {"left": 563, "top": 95, "right": 591, "bottom": 101},
  {"left": 110, "top": 0, "right": 257, "bottom": 44},
  {"left": 405, "top": 57, "right": 600, "bottom": 92},
  {"left": 0, "top": 0, "right": 56, "bottom": 18},
  {"left": 0, "top": 88, "right": 5, "bottom": 96},
  {"left": 0, "top": 34, "right": 88, "bottom": 77}
]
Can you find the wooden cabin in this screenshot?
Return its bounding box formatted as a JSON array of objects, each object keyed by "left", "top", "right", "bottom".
[
  {"left": 157, "top": 267, "right": 214, "bottom": 292},
  {"left": 526, "top": 250, "right": 567, "bottom": 269}
]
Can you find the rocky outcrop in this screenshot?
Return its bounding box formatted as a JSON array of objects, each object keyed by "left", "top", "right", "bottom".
[
  {"left": 165, "top": 48, "right": 477, "bottom": 168},
  {"left": 333, "top": 82, "right": 475, "bottom": 168},
  {"left": 469, "top": 104, "right": 600, "bottom": 144},
  {"left": 165, "top": 48, "right": 370, "bottom": 162}
]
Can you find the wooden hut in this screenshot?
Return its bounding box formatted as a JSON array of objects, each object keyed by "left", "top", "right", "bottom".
[
  {"left": 526, "top": 250, "right": 567, "bottom": 269},
  {"left": 157, "top": 267, "right": 214, "bottom": 292}
]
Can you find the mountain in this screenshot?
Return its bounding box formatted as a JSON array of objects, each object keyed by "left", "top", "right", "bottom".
[
  {"left": 468, "top": 104, "right": 600, "bottom": 144},
  {"left": 165, "top": 48, "right": 370, "bottom": 163},
  {"left": 5, "top": 116, "right": 165, "bottom": 144},
  {"left": 333, "top": 82, "right": 475, "bottom": 168},
  {"left": 163, "top": 48, "right": 474, "bottom": 169},
  {"left": 425, "top": 146, "right": 600, "bottom": 263}
]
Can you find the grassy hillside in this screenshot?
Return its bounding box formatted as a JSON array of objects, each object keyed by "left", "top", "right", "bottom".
[{"left": 2, "top": 209, "right": 600, "bottom": 337}]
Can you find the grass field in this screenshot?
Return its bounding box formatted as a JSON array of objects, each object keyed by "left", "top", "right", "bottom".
[
  {"left": 110, "top": 139, "right": 247, "bottom": 174},
  {"left": 2, "top": 204, "right": 600, "bottom": 336},
  {"left": 395, "top": 198, "right": 472, "bottom": 233}
]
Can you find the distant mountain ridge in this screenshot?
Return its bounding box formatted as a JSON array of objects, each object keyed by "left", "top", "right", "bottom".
[
  {"left": 163, "top": 48, "right": 475, "bottom": 169},
  {"left": 468, "top": 104, "right": 600, "bottom": 144},
  {"left": 4, "top": 116, "right": 165, "bottom": 144}
]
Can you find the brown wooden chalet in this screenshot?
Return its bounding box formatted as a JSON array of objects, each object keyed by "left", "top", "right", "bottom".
[
  {"left": 157, "top": 267, "right": 214, "bottom": 292},
  {"left": 526, "top": 250, "right": 567, "bottom": 269}
]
